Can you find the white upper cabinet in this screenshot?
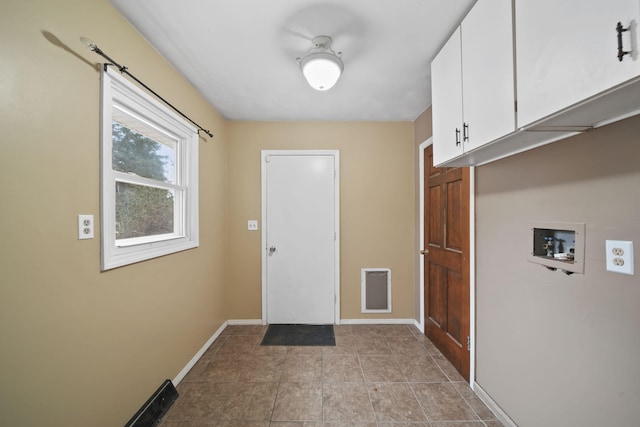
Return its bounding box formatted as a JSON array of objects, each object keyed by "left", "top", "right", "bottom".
[
  {"left": 461, "top": 0, "right": 516, "bottom": 151},
  {"left": 432, "top": 0, "right": 516, "bottom": 166},
  {"left": 432, "top": 28, "right": 464, "bottom": 164},
  {"left": 516, "top": 0, "right": 640, "bottom": 128}
]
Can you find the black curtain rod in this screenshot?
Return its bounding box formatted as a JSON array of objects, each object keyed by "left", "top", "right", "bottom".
[{"left": 81, "top": 37, "right": 214, "bottom": 138}]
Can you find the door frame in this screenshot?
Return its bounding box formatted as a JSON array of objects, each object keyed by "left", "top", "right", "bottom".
[
  {"left": 418, "top": 138, "right": 476, "bottom": 384},
  {"left": 260, "top": 149, "right": 341, "bottom": 325}
]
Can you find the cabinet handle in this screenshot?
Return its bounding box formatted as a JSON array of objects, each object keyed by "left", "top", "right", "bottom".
[
  {"left": 463, "top": 123, "right": 469, "bottom": 142},
  {"left": 617, "top": 22, "right": 630, "bottom": 62},
  {"left": 455, "top": 128, "right": 461, "bottom": 146}
]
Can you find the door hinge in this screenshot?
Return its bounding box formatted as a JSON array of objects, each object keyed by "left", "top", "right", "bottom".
[
  {"left": 467, "top": 336, "right": 471, "bottom": 351},
  {"left": 265, "top": 155, "right": 270, "bottom": 163}
]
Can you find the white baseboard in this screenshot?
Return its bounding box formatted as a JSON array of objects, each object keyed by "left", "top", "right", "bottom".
[
  {"left": 414, "top": 319, "right": 424, "bottom": 333},
  {"left": 340, "top": 318, "right": 415, "bottom": 325},
  {"left": 173, "top": 321, "right": 228, "bottom": 385},
  {"left": 473, "top": 382, "right": 518, "bottom": 427},
  {"left": 227, "top": 319, "right": 263, "bottom": 325}
]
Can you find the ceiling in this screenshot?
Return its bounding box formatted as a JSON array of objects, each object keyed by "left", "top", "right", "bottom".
[{"left": 109, "top": 0, "right": 476, "bottom": 121}]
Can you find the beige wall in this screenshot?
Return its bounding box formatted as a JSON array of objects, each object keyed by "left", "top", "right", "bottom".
[
  {"left": 0, "top": 1, "right": 227, "bottom": 426},
  {"left": 225, "top": 122, "right": 416, "bottom": 321},
  {"left": 475, "top": 115, "right": 640, "bottom": 426}
]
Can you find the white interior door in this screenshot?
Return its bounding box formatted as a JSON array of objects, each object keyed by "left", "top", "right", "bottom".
[{"left": 262, "top": 151, "right": 339, "bottom": 324}]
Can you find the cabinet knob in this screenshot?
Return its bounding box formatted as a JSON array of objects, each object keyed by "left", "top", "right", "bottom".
[
  {"left": 463, "top": 123, "right": 470, "bottom": 142},
  {"left": 455, "top": 128, "right": 461, "bottom": 146}
]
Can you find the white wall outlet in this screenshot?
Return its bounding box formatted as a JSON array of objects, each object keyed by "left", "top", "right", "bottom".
[
  {"left": 605, "top": 240, "right": 634, "bottom": 275},
  {"left": 247, "top": 220, "right": 259, "bottom": 231},
  {"left": 78, "top": 214, "right": 94, "bottom": 240}
]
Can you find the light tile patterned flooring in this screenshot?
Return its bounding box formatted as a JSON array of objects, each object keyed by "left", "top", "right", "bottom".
[{"left": 159, "top": 324, "right": 503, "bottom": 427}]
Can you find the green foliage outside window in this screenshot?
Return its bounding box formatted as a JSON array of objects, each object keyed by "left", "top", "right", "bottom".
[{"left": 112, "top": 123, "right": 175, "bottom": 239}]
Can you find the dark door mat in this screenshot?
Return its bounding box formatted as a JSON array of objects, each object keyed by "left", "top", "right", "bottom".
[{"left": 261, "top": 324, "right": 336, "bottom": 346}]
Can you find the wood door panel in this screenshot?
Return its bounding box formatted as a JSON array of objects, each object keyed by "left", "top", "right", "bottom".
[
  {"left": 446, "top": 269, "right": 464, "bottom": 345},
  {"left": 428, "top": 249, "right": 461, "bottom": 272},
  {"left": 423, "top": 144, "right": 470, "bottom": 381},
  {"left": 427, "top": 264, "right": 446, "bottom": 327},
  {"left": 446, "top": 179, "right": 463, "bottom": 251},
  {"left": 428, "top": 186, "right": 442, "bottom": 246}
]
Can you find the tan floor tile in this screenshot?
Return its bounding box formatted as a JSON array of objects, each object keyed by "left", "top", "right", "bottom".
[
  {"left": 421, "top": 338, "right": 444, "bottom": 357},
  {"left": 163, "top": 382, "right": 236, "bottom": 421},
  {"left": 217, "top": 335, "right": 261, "bottom": 354},
  {"left": 367, "top": 382, "right": 427, "bottom": 421},
  {"left": 375, "top": 422, "right": 430, "bottom": 427},
  {"left": 162, "top": 325, "right": 476, "bottom": 425},
  {"left": 353, "top": 336, "right": 393, "bottom": 355},
  {"left": 269, "top": 422, "right": 323, "bottom": 427},
  {"left": 224, "top": 325, "right": 268, "bottom": 336},
  {"left": 360, "top": 355, "right": 405, "bottom": 382},
  {"left": 286, "top": 346, "right": 324, "bottom": 356},
  {"left": 396, "top": 355, "right": 448, "bottom": 383},
  {"left": 324, "top": 336, "right": 358, "bottom": 355},
  {"left": 323, "top": 383, "right": 375, "bottom": 422},
  {"left": 323, "top": 423, "right": 377, "bottom": 427},
  {"left": 160, "top": 420, "right": 219, "bottom": 427},
  {"left": 209, "top": 423, "right": 269, "bottom": 427},
  {"left": 271, "top": 382, "right": 323, "bottom": 421},
  {"left": 323, "top": 344, "right": 358, "bottom": 356},
  {"left": 386, "top": 336, "right": 430, "bottom": 356},
  {"left": 219, "top": 382, "right": 278, "bottom": 421},
  {"left": 430, "top": 422, "right": 485, "bottom": 427},
  {"left": 282, "top": 354, "right": 322, "bottom": 382},
  {"left": 350, "top": 324, "right": 385, "bottom": 337},
  {"left": 333, "top": 325, "right": 353, "bottom": 336},
  {"left": 238, "top": 354, "right": 284, "bottom": 382},
  {"left": 378, "top": 324, "right": 415, "bottom": 336},
  {"left": 323, "top": 355, "right": 364, "bottom": 382},
  {"left": 412, "top": 383, "right": 479, "bottom": 422},
  {"left": 251, "top": 345, "right": 289, "bottom": 357},
  {"left": 203, "top": 354, "right": 249, "bottom": 382},
  {"left": 452, "top": 382, "right": 498, "bottom": 421},
  {"left": 432, "top": 354, "right": 465, "bottom": 382},
  {"left": 181, "top": 357, "right": 211, "bottom": 382}
]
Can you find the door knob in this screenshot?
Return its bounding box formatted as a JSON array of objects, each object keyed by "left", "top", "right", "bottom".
[
  {"left": 420, "top": 249, "right": 429, "bottom": 255},
  {"left": 269, "top": 246, "right": 277, "bottom": 255}
]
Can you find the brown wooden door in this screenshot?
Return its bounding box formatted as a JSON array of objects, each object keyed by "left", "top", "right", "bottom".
[{"left": 423, "top": 144, "right": 470, "bottom": 381}]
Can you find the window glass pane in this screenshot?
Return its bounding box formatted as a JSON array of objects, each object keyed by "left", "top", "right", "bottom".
[
  {"left": 115, "top": 182, "right": 175, "bottom": 240},
  {"left": 111, "top": 110, "right": 176, "bottom": 184}
]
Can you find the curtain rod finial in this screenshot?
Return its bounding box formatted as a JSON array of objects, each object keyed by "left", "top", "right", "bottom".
[{"left": 80, "top": 37, "right": 97, "bottom": 52}]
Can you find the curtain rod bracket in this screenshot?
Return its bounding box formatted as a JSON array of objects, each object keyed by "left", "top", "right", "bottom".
[{"left": 82, "top": 37, "right": 214, "bottom": 139}]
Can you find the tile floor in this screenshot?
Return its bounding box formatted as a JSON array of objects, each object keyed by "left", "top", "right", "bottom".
[{"left": 159, "top": 324, "right": 503, "bottom": 427}]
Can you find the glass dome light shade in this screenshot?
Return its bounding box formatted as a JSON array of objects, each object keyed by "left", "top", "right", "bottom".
[{"left": 300, "top": 52, "right": 343, "bottom": 91}]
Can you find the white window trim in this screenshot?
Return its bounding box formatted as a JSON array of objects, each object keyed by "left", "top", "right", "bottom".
[{"left": 100, "top": 67, "right": 199, "bottom": 270}]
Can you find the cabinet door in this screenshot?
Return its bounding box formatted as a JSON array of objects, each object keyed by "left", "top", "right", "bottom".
[
  {"left": 461, "top": 0, "right": 516, "bottom": 151},
  {"left": 516, "top": 0, "right": 640, "bottom": 128},
  {"left": 432, "top": 27, "right": 463, "bottom": 166}
]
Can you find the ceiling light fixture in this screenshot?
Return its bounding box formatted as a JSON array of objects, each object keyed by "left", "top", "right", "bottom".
[{"left": 297, "top": 36, "right": 343, "bottom": 91}]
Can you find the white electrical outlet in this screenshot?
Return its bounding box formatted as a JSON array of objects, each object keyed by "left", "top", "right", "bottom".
[
  {"left": 78, "top": 214, "right": 94, "bottom": 240},
  {"left": 605, "top": 240, "right": 634, "bottom": 275},
  {"left": 247, "top": 220, "right": 259, "bottom": 231}
]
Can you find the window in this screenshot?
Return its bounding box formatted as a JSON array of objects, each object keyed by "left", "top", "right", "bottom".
[{"left": 100, "top": 68, "right": 198, "bottom": 270}]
